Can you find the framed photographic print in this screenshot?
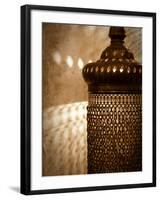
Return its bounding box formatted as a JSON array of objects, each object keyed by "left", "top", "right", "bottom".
[{"left": 21, "top": 4, "right": 156, "bottom": 195}]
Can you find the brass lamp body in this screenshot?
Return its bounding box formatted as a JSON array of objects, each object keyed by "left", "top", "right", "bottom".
[{"left": 82, "top": 27, "right": 142, "bottom": 173}]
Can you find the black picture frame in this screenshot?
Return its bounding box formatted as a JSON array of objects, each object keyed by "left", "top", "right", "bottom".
[{"left": 21, "top": 4, "right": 156, "bottom": 195}]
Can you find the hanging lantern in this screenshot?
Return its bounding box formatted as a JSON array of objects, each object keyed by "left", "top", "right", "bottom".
[{"left": 82, "top": 27, "right": 142, "bottom": 173}]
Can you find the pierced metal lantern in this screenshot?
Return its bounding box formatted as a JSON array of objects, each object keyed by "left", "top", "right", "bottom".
[{"left": 82, "top": 27, "right": 142, "bottom": 173}]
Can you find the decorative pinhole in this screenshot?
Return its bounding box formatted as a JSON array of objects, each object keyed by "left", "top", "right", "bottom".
[
  {"left": 133, "top": 67, "right": 136, "bottom": 73},
  {"left": 113, "top": 66, "right": 117, "bottom": 73},
  {"left": 120, "top": 66, "right": 124, "bottom": 73},
  {"left": 127, "top": 67, "right": 130, "bottom": 73},
  {"left": 107, "top": 66, "right": 111, "bottom": 73}
]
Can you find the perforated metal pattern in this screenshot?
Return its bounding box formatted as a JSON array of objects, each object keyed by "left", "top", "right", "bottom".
[{"left": 87, "top": 94, "right": 142, "bottom": 173}]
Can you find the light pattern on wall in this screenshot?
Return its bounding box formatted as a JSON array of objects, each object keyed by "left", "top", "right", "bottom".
[{"left": 43, "top": 102, "right": 88, "bottom": 176}]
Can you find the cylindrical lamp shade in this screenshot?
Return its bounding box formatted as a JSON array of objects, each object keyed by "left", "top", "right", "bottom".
[{"left": 82, "top": 27, "right": 142, "bottom": 173}]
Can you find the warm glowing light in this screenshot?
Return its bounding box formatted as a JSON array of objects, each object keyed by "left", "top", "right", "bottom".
[
  {"left": 113, "top": 66, "right": 117, "bottom": 72},
  {"left": 43, "top": 102, "right": 88, "bottom": 176},
  {"left": 66, "top": 56, "right": 73, "bottom": 68},
  {"left": 107, "top": 66, "right": 110, "bottom": 73},
  {"left": 44, "top": 102, "right": 88, "bottom": 129},
  {"left": 88, "top": 60, "right": 92, "bottom": 63},
  {"left": 127, "top": 67, "right": 131, "bottom": 73},
  {"left": 52, "top": 51, "right": 61, "bottom": 65},
  {"left": 77, "top": 58, "right": 84, "bottom": 69},
  {"left": 100, "top": 67, "right": 104, "bottom": 72},
  {"left": 120, "top": 67, "right": 124, "bottom": 73}
]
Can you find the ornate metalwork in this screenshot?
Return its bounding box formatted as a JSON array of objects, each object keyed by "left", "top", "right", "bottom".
[
  {"left": 87, "top": 94, "right": 142, "bottom": 173},
  {"left": 82, "top": 27, "right": 142, "bottom": 173}
]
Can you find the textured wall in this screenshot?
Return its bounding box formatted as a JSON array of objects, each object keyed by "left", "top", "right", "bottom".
[{"left": 42, "top": 23, "right": 142, "bottom": 176}]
